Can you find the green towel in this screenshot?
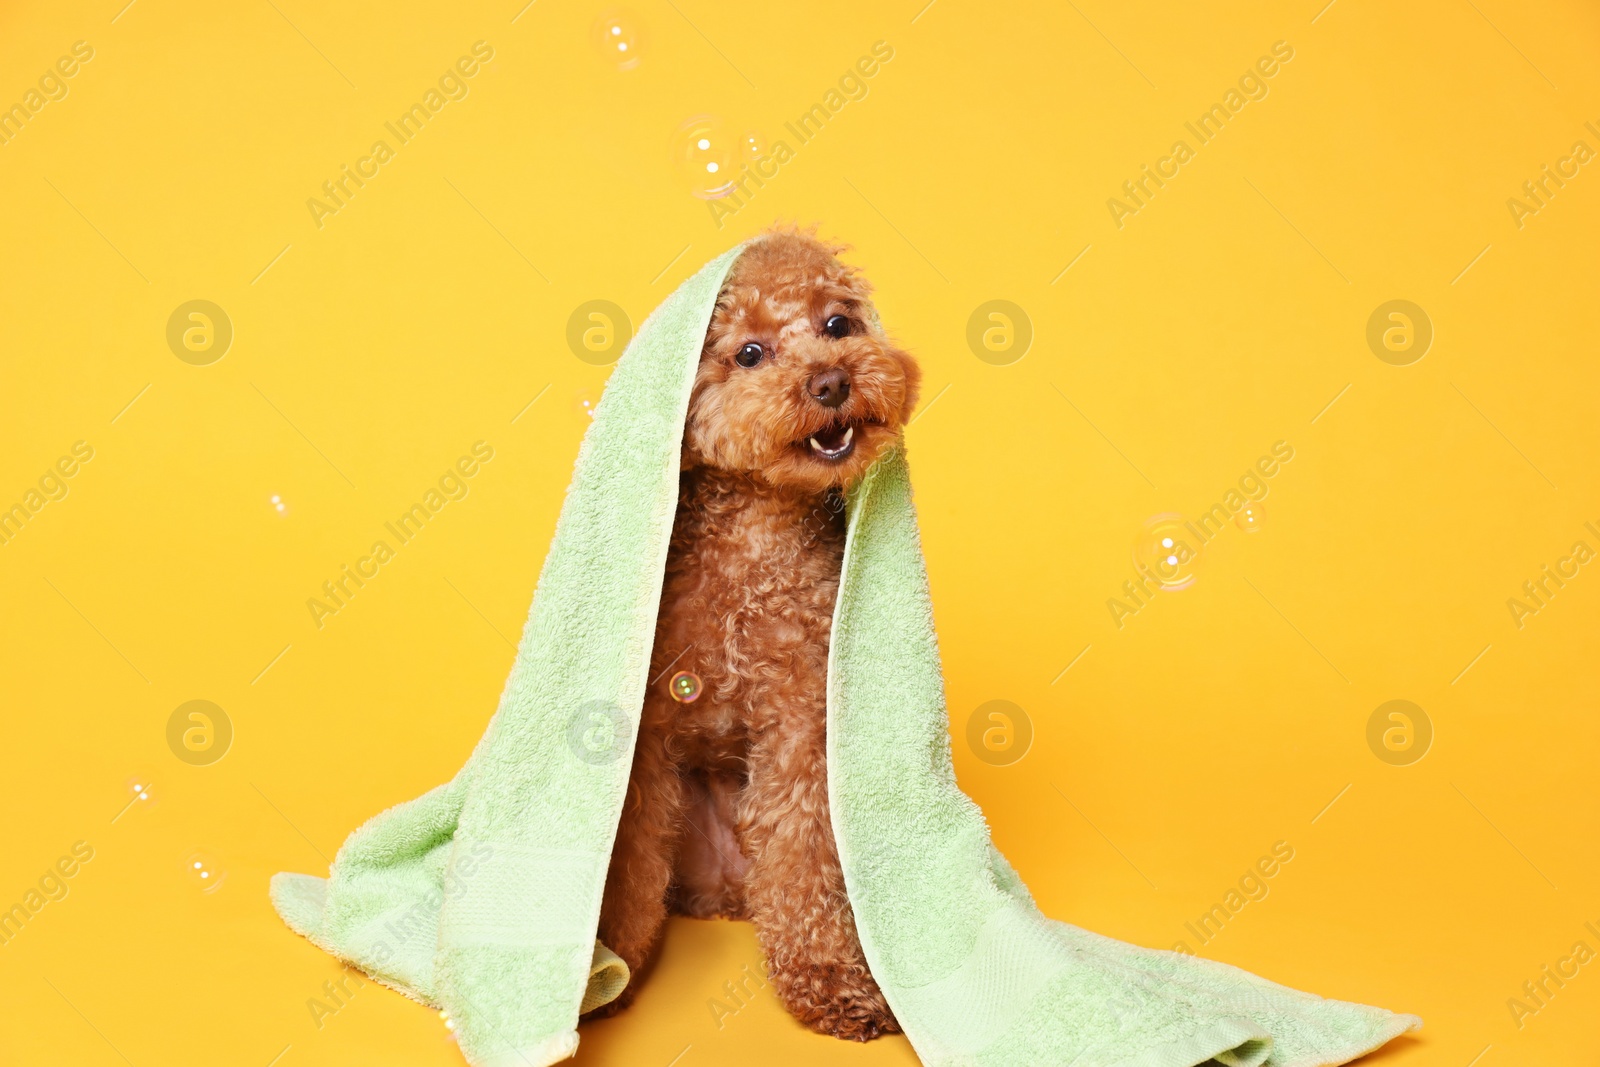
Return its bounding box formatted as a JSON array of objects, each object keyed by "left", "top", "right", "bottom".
[{"left": 271, "top": 244, "right": 1421, "bottom": 1066}]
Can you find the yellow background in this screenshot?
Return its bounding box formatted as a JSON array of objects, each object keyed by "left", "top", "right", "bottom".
[{"left": 1, "top": 0, "right": 1596, "bottom": 1064}]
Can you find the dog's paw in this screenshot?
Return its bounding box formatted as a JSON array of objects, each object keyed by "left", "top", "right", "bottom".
[{"left": 773, "top": 962, "right": 900, "bottom": 1041}]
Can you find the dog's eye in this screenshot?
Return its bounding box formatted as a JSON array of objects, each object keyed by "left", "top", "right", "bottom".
[
  {"left": 824, "top": 315, "right": 851, "bottom": 338},
  {"left": 735, "top": 342, "right": 764, "bottom": 368}
]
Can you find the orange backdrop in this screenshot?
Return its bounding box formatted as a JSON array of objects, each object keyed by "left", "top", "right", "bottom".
[{"left": 1, "top": 1, "right": 1596, "bottom": 1064}]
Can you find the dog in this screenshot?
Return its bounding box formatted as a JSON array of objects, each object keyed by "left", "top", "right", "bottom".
[{"left": 591, "top": 228, "right": 921, "bottom": 1040}]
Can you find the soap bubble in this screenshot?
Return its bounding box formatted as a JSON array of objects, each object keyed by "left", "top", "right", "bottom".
[
  {"left": 670, "top": 117, "right": 738, "bottom": 200},
  {"left": 669, "top": 670, "right": 703, "bottom": 703},
  {"left": 1132, "top": 514, "right": 1202, "bottom": 591},
  {"left": 1234, "top": 502, "right": 1266, "bottom": 532},
  {"left": 740, "top": 129, "right": 765, "bottom": 162},
  {"left": 591, "top": 9, "right": 644, "bottom": 69},
  {"left": 111, "top": 777, "right": 156, "bottom": 823},
  {"left": 571, "top": 388, "right": 602, "bottom": 422},
  {"left": 183, "top": 850, "right": 226, "bottom": 893}
]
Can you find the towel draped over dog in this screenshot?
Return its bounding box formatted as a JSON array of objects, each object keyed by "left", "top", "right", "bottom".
[{"left": 271, "top": 245, "right": 1421, "bottom": 1066}]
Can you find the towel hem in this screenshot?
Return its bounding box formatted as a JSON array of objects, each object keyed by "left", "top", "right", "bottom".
[
  {"left": 1279, "top": 1013, "right": 1423, "bottom": 1067},
  {"left": 473, "top": 1031, "right": 579, "bottom": 1067},
  {"left": 269, "top": 872, "right": 437, "bottom": 1009},
  {"left": 1105, "top": 1017, "right": 1271, "bottom": 1067}
]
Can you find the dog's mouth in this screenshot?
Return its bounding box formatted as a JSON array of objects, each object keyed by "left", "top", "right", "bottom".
[{"left": 804, "top": 421, "right": 857, "bottom": 462}]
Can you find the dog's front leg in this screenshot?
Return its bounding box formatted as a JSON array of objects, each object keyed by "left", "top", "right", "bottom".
[
  {"left": 592, "top": 707, "right": 684, "bottom": 1014},
  {"left": 738, "top": 717, "right": 899, "bottom": 1041}
]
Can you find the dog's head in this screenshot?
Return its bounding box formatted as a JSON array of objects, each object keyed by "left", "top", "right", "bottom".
[{"left": 683, "top": 228, "right": 921, "bottom": 492}]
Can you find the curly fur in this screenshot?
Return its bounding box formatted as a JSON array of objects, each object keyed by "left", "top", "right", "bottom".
[{"left": 592, "top": 228, "right": 920, "bottom": 1040}]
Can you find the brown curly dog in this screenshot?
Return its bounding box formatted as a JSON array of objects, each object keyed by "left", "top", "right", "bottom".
[{"left": 591, "top": 228, "right": 921, "bottom": 1040}]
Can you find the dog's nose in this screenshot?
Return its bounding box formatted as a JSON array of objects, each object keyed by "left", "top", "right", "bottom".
[{"left": 807, "top": 368, "right": 851, "bottom": 409}]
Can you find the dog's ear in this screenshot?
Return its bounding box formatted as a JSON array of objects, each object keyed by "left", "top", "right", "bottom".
[
  {"left": 681, "top": 351, "right": 728, "bottom": 471},
  {"left": 855, "top": 300, "right": 918, "bottom": 428},
  {"left": 896, "top": 346, "right": 922, "bottom": 428}
]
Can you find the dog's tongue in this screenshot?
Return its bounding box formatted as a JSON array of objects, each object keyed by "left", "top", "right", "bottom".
[{"left": 812, "top": 423, "right": 850, "bottom": 449}]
